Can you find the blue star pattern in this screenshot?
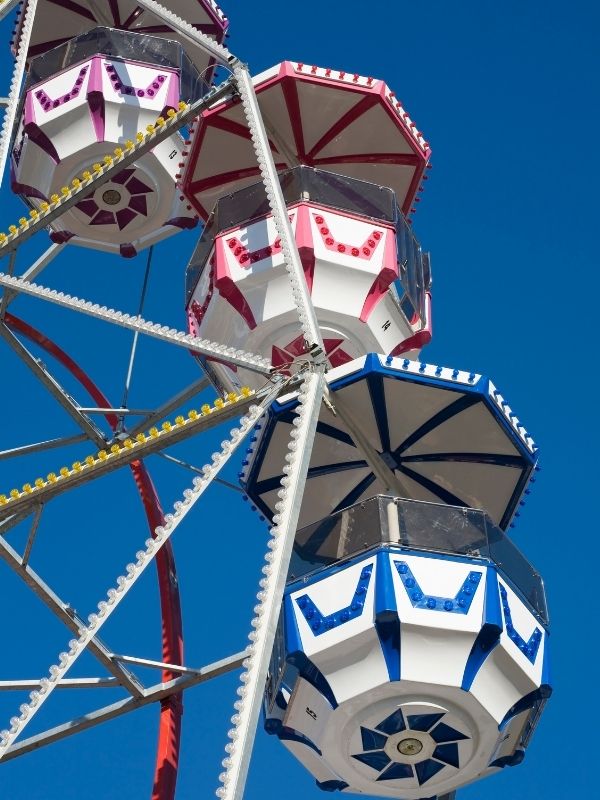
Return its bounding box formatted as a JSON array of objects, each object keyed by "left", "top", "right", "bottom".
[
  {"left": 350, "top": 708, "right": 469, "bottom": 785},
  {"left": 295, "top": 565, "right": 373, "bottom": 635},
  {"left": 499, "top": 585, "right": 542, "bottom": 664},
  {"left": 394, "top": 561, "right": 482, "bottom": 613}
]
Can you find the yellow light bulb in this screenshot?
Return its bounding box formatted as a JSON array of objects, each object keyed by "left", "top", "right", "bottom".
[
  {"left": 71, "top": 178, "right": 81, "bottom": 187},
  {"left": 167, "top": 108, "right": 176, "bottom": 118},
  {"left": 201, "top": 404, "right": 211, "bottom": 415},
  {"left": 136, "top": 132, "right": 144, "bottom": 142},
  {"left": 98, "top": 450, "right": 108, "bottom": 460},
  {"left": 124, "top": 140, "right": 134, "bottom": 150},
  {"left": 72, "top": 461, "right": 82, "bottom": 472},
  {"left": 155, "top": 116, "right": 165, "bottom": 127},
  {"left": 175, "top": 415, "right": 185, "bottom": 426},
  {"left": 0, "top": 495, "right": 7, "bottom": 505},
  {"left": 136, "top": 433, "right": 146, "bottom": 443},
  {"left": 188, "top": 409, "right": 198, "bottom": 420},
  {"left": 110, "top": 444, "right": 120, "bottom": 454},
  {"left": 146, "top": 124, "right": 155, "bottom": 134},
  {"left": 178, "top": 101, "right": 188, "bottom": 110},
  {"left": 114, "top": 146, "right": 123, "bottom": 157},
  {"left": 162, "top": 421, "right": 173, "bottom": 432},
  {"left": 241, "top": 386, "right": 252, "bottom": 396},
  {"left": 23, "top": 483, "right": 33, "bottom": 493},
  {"left": 214, "top": 397, "right": 225, "bottom": 409},
  {"left": 93, "top": 163, "right": 102, "bottom": 172},
  {"left": 9, "top": 225, "right": 17, "bottom": 233},
  {"left": 85, "top": 455, "right": 95, "bottom": 466},
  {"left": 103, "top": 155, "right": 113, "bottom": 165},
  {"left": 82, "top": 170, "right": 92, "bottom": 180},
  {"left": 29, "top": 209, "right": 39, "bottom": 218},
  {"left": 60, "top": 186, "right": 70, "bottom": 195},
  {"left": 50, "top": 194, "right": 60, "bottom": 203},
  {"left": 227, "top": 392, "right": 239, "bottom": 403},
  {"left": 35, "top": 478, "right": 45, "bottom": 488},
  {"left": 10, "top": 489, "right": 20, "bottom": 499},
  {"left": 47, "top": 472, "right": 57, "bottom": 483},
  {"left": 124, "top": 438, "right": 134, "bottom": 449},
  {"left": 149, "top": 427, "right": 159, "bottom": 438},
  {"left": 60, "top": 467, "right": 69, "bottom": 477},
  {"left": 39, "top": 201, "right": 49, "bottom": 211},
  {"left": 19, "top": 217, "right": 27, "bottom": 226}
]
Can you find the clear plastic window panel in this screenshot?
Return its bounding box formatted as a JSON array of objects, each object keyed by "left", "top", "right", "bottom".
[
  {"left": 26, "top": 26, "right": 209, "bottom": 103},
  {"left": 288, "top": 496, "right": 548, "bottom": 625}
]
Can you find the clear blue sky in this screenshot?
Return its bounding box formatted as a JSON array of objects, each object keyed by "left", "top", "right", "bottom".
[{"left": 0, "top": 1, "right": 598, "bottom": 798}]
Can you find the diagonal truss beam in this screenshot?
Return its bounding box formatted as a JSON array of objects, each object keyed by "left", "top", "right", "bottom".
[
  {"left": 0, "top": 382, "right": 288, "bottom": 523},
  {"left": 0, "top": 535, "right": 145, "bottom": 698},
  {"left": 217, "top": 367, "right": 327, "bottom": 800},
  {"left": 0, "top": 273, "right": 272, "bottom": 375},
  {"left": 128, "top": 376, "right": 210, "bottom": 436},
  {"left": 0, "top": 322, "right": 107, "bottom": 448},
  {"left": 1, "top": 650, "right": 247, "bottom": 763},
  {"left": 0, "top": 433, "right": 87, "bottom": 462}
]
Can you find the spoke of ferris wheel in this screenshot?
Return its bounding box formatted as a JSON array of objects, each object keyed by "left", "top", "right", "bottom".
[
  {"left": 0, "top": 534, "right": 146, "bottom": 699},
  {"left": 0, "top": 322, "right": 106, "bottom": 446},
  {"left": 21, "top": 502, "right": 42, "bottom": 567},
  {"left": 1, "top": 650, "right": 248, "bottom": 763},
  {"left": 233, "top": 66, "right": 325, "bottom": 354},
  {"left": 0, "top": 322, "right": 107, "bottom": 448},
  {"left": 0, "top": 272, "right": 273, "bottom": 374},
  {"left": 0, "top": 0, "right": 37, "bottom": 188},
  {"left": 0, "top": 79, "right": 235, "bottom": 257},
  {"left": 128, "top": 375, "right": 210, "bottom": 435},
  {"left": 217, "top": 368, "right": 327, "bottom": 800},
  {"left": 0, "top": 433, "right": 88, "bottom": 461},
  {"left": 157, "top": 451, "right": 245, "bottom": 494},
  {"left": 0, "top": 242, "right": 66, "bottom": 315},
  {"left": 0, "top": 380, "right": 283, "bottom": 757},
  {"left": 0, "top": 677, "right": 120, "bottom": 691},
  {"left": 0, "top": 381, "right": 286, "bottom": 524},
  {"left": 131, "top": 1, "right": 324, "bottom": 354}
]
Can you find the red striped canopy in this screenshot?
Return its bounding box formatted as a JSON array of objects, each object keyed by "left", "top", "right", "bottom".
[{"left": 181, "top": 61, "right": 431, "bottom": 220}]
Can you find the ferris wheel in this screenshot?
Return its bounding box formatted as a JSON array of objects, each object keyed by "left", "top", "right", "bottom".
[{"left": 0, "top": 3, "right": 550, "bottom": 800}]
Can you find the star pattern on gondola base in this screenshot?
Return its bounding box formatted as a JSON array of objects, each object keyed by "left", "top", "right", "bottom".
[{"left": 351, "top": 706, "right": 469, "bottom": 786}]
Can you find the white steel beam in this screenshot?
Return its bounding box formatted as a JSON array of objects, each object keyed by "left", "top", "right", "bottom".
[
  {"left": 0, "top": 0, "right": 37, "bottom": 187},
  {"left": 0, "top": 678, "right": 119, "bottom": 691},
  {"left": 233, "top": 66, "right": 325, "bottom": 354},
  {"left": 0, "top": 273, "right": 272, "bottom": 375},
  {"left": 134, "top": 0, "right": 236, "bottom": 67},
  {"left": 1, "top": 650, "right": 247, "bottom": 762},
  {"left": 129, "top": 376, "right": 210, "bottom": 436},
  {"left": 217, "top": 367, "right": 327, "bottom": 800},
  {"left": 0, "top": 536, "right": 145, "bottom": 698},
  {"left": 0, "top": 433, "right": 88, "bottom": 461}
]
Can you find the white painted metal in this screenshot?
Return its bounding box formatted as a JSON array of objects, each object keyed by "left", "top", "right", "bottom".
[
  {"left": 233, "top": 65, "right": 325, "bottom": 354},
  {"left": 0, "top": 272, "right": 272, "bottom": 374},
  {"left": 0, "top": 0, "right": 37, "bottom": 187},
  {"left": 217, "top": 367, "right": 326, "bottom": 800}
]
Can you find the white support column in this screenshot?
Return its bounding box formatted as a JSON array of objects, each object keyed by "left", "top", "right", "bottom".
[
  {"left": 217, "top": 366, "right": 326, "bottom": 800},
  {"left": 233, "top": 65, "right": 325, "bottom": 355},
  {"left": 0, "top": 0, "right": 37, "bottom": 186}
]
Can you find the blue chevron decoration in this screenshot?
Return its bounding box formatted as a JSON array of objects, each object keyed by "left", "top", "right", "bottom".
[
  {"left": 295, "top": 565, "right": 373, "bottom": 635},
  {"left": 394, "top": 561, "right": 482, "bottom": 613},
  {"left": 499, "top": 585, "right": 542, "bottom": 664}
]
